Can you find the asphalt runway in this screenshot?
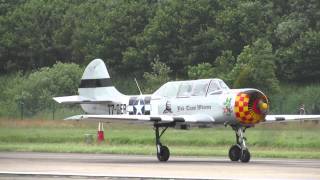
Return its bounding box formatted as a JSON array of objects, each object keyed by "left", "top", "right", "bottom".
[{"left": 0, "top": 152, "right": 319, "bottom": 180}]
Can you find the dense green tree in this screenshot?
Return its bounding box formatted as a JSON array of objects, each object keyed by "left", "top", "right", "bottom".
[
  {"left": 17, "top": 62, "right": 82, "bottom": 115},
  {"left": 187, "top": 50, "right": 236, "bottom": 86},
  {"left": 0, "top": 0, "right": 26, "bottom": 16},
  {"left": 211, "top": 50, "right": 236, "bottom": 84},
  {"left": 0, "top": 0, "right": 77, "bottom": 72},
  {"left": 143, "top": 58, "right": 172, "bottom": 93},
  {"left": 60, "top": 0, "right": 154, "bottom": 74},
  {"left": 0, "top": 0, "right": 320, "bottom": 117},
  {"left": 187, "top": 63, "right": 214, "bottom": 80},
  {"left": 140, "top": 0, "right": 222, "bottom": 77},
  {"left": 276, "top": 30, "right": 320, "bottom": 82},
  {"left": 0, "top": 72, "right": 25, "bottom": 117},
  {"left": 0, "top": 62, "right": 83, "bottom": 117},
  {"left": 231, "top": 39, "right": 279, "bottom": 94},
  {"left": 0, "top": 0, "right": 319, "bottom": 85}
]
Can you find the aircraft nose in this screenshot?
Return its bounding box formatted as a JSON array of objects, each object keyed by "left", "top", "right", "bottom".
[{"left": 234, "top": 90, "right": 269, "bottom": 126}]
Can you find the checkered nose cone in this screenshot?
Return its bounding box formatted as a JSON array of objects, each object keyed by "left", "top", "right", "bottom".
[{"left": 234, "top": 91, "right": 269, "bottom": 125}]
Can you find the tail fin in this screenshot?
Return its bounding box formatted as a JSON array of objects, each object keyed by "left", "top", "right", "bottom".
[
  {"left": 53, "top": 59, "right": 124, "bottom": 104},
  {"left": 79, "top": 59, "right": 124, "bottom": 100}
]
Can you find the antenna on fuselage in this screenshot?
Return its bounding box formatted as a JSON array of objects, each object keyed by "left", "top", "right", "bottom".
[{"left": 134, "top": 78, "right": 143, "bottom": 95}]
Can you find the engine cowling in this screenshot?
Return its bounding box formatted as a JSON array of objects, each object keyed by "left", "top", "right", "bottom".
[{"left": 234, "top": 90, "right": 269, "bottom": 126}]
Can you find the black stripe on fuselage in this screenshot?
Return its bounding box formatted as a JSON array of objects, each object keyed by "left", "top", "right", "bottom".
[{"left": 79, "top": 78, "right": 112, "bottom": 88}]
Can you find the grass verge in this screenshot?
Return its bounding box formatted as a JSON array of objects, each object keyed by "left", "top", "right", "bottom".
[{"left": 0, "top": 118, "right": 319, "bottom": 159}]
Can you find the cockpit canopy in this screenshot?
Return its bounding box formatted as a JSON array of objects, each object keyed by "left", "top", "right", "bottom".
[{"left": 153, "top": 79, "right": 229, "bottom": 98}]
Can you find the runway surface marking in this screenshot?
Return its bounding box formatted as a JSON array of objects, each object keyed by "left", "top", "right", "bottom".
[{"left": 0, "top": 152, "right": 319, "bottom": 180}]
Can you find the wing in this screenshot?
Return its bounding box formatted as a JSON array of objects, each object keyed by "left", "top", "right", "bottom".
[
  {"left": 265, "top": 115, "right": 320, "bottom": 122},
  {"left": 65, "top": 114, "right": 215, "bottom": 124}
]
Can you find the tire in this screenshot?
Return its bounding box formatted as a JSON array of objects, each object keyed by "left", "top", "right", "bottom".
[
  {"left": 228, "top": 145, "right": 241, "bottom": 161},
  {"left": 240, "top": 149, "right": 251, "bottom": 163},
  {"left": 157, "top": 145, "right": 170, "bottom": 162}
]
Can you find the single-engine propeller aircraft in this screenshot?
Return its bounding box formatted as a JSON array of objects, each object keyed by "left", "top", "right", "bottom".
[{"left": 54, "top": 59, "right": 320, "bottom": 163}]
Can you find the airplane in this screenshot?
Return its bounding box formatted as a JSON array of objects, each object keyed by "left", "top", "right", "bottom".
[{"left": 54, "top": 59, "right": 320, "bottom": 163}]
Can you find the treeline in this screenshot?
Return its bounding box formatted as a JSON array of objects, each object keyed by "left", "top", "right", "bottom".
[
  {"left": 1, "top": 0, "right": 319, "bottom": 82},
  {"left": 0, "top": 0, "right": 320, "bottom": 117},
  {"left": 0, "top": 59, "right": 319, "bottom": 118},
  {"left": 0, "top": 63, "right": 83, "bottom": 117}
]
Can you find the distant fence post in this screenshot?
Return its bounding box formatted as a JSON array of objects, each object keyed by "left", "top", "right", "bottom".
[
  {"left": 19, "top": 101, "right": 24, "bottom": 120},
  {"left": 52, "top": 102, "right": 55, "bottom": 120}
]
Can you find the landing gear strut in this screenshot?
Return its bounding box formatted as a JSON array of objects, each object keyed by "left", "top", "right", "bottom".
[
  {"left": 229, "top": 126, "right": 251, "bottom": 163},
  {"left": 154, "top": 122, "right": 175, "bottom": 162}
]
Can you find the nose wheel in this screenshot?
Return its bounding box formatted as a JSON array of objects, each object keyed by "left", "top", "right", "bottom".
[
  {"left": 229, "top": 126, "right": 251, "bottom": 163},
  {"left": 240, "top": 149, "right": 251, "bottom": 163},
  {"left": 229, "top": 144, "right": 241, "bottom": 161}
]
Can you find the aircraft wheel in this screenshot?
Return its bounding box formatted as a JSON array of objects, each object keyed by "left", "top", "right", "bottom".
[
  {"left": 157, "top": 145, "right": 170, "bottom": 162},
  {"left": 240, "top": 149, "right": 250, "bottom": 163},
  {"left": 229, "top": 145, "right": 241, "bottom": 161}
]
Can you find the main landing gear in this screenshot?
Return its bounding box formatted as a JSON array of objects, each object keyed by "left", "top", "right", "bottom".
[
  {"left": 154, "top": 122, "right": 175, "bottom": 162},
  {"left": 228, "top": 126, "right": 251, "bottom": 163},
  {"left": 152, "top": 122, "right": 251, "bottom": 163}
]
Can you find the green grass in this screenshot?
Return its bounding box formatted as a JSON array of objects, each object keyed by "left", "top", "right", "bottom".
[{"left": 0, "top": 118, "right": 319, "bottom": 158}]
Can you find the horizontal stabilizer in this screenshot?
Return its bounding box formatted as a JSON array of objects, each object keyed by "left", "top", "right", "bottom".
[
  {"left": 65, "top": 114, "right": 215, "bottom": 124},
  {"left": 53, "top": 95, "right": 117, "bottom": 104}
]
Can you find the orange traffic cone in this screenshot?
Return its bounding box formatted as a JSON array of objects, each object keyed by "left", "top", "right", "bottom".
[{"left": 97, "top": 122, "right": 104, "bottom": 143}]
